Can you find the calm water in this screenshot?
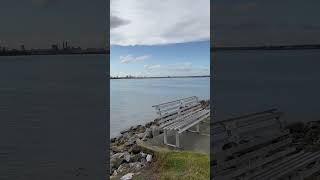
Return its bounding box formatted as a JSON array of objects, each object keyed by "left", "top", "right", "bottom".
[
  {"left": 214, "top": 50, "right": 320, "bottom": 124},
  {"left": 110, "top": 77, "right": 210, "bottom": 137},
  {"left": 0, "top": 55, "right": 107, "bottom": 179}
]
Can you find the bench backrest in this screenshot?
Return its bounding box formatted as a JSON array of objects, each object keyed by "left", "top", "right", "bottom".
[
  {"left": 152, "top": 96, "right": 200, "bottom": 124},
  {"left": 212, "top": 109, "right": 292, "bottom": 179}
]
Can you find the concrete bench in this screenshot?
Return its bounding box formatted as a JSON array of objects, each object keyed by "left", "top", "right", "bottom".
[
  {"left": 152, "top": 96, "right": 202, "bottom": 126},
  {"left": 212, "top": 109, "right": 320, "bottom": 180}
]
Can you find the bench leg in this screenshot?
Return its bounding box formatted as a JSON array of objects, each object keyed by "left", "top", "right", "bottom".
[
  {"left": 196, "top": 123, "right": 200, "bottom": 132},
  {"left": 164, "top": 129, "right": 168, "bottom": 145},
  {"left": 175, "top": 132, "right": 180, "bottom": 148}
]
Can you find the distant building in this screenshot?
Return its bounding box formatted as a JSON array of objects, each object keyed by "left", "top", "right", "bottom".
[
  {"left": 51, "top": 44, "right": 59, "bottom": 51},
  {"left": 20, "top": 45, "right": 25, "bottom": 51}
]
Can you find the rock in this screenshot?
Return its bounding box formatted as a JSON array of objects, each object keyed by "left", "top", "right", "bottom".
[
  {"left": 145, "top": 122, "right": 153, "bottom": 128},
  {"left": 120, "top": 173, "right": 134, "bottom": 180},
  {"left": 136, "top": 125, "right": 146, "bottom": 133},
  {"left": 110, "top": 153, "right": 125, "bottom": 169},
  {"left": 140, "top": 152, "right": 147, "bottom": 158},
  {"left": 130, "top": 125, "right": 139, "bottom": 131},
  {"left": 116, "top": 136, "right": 128, "bottom": 146},
  {"left": 111, "top": 145, "right": 126, "bottom": 153},
  {"left": 110, "top": 137, "right": 117, "bottom": 143},
  {"left": 200, "top": 100, "right": 210, "bottom": 109},
  {"left": 146, "top": 154, "right": 152, "bottom": 162},
  {"left": 126, "top": 136, "right": 136, "bottom": 146},
  {"left": 120, "top": 129, "right": 129, "bottom": 135},
  {"left": 124, "top": 152, "right": 131, "bottom": 162},
  {"left": 129, "top": 144, "right": 141, "bottom": 154},
  {"left": 130, "top": 153, "right": 142, "bottom": 162},
  {"left": 129, "top": 162, "right": 145, "bottom": 171},
  {"left": 142, "top": 128, "right": 153, "bottom": 140},
  {"left": 117, "top": 163, "right": 130, "bottom": 173},
  {"left": 136, "top": 133, "right": 145, "bottom": 139},
  {"left": 112, "top": 170, "right": 117, "bottom": 176},
  {"left": 141, "top": 158, "right": 147, "bottom": 163}
]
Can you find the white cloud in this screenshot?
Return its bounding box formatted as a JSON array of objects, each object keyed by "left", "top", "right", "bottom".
[
  {"left": 143, "top": 62, "right": 209, "bottom": 76},
  {"left": 120, "top": 54, "right": 150, "bottom": 64},
  {"left": 144, "top": 64, "right": 161, "bottom": 70},
  {"left": 111, "top": 0, "right": 210, "bottom": 46}
]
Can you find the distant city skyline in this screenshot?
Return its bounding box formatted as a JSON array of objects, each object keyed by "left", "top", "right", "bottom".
[
  {"left": 111, "top": 0, "right": 210, "bottom": 77},
  {"left": 0, "top": 0, "right": 107, "bottom": 49}
]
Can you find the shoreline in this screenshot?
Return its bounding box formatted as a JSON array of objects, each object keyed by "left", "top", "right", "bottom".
[
  {"left": 109, "top": 99, "right": 210, "bottom": 178},
  {"left": 110, "top": 76, "right": 210, "bottom": 80}
]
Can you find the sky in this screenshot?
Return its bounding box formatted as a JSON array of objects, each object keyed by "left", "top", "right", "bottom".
[
  {"left": 0, "top": 0, "right": 107, "bottom": 49},
  {"left": 213, "top": 0, "right": 320, "bottom": 47},
  {"left": 110, "top": 0, "right": 210, "bottom": 77}
]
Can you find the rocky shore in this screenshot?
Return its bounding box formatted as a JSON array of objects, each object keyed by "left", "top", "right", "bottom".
[
  {"left": 287, "top": 120, "right": 320, "bottom": 151},
  {"left": 110, "top": 99, "right": 210, "bottom": 179}
]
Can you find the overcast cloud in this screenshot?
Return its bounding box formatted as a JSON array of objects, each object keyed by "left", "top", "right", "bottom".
[{"left": 110, "top": 0, "right": 210, "bottom": 46}]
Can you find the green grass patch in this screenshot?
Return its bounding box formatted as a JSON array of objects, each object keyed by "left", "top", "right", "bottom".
[{"left": 150, "top": 151, "right": 209, "bottom": 180}]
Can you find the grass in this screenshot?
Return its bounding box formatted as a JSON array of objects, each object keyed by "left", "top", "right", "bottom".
[{"left": 134, "top": 151, "right": 209, "bottom": 180}]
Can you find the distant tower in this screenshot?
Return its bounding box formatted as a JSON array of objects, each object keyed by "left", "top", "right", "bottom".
[{"left": 20, "top": 45, "right": 25, "bottom": 51}]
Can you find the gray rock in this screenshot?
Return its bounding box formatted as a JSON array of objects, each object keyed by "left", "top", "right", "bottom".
[
  {"left": 117, "top": 163, "right": 130, "bottom": 173},
  {"left": 129, "top": 162, "right": 145, "bottom": 171},
  {"left": 111, "top": 145, "right": 127, "bottom": 153},
  {"left": 112, "top": 170, "right": 118, "bottom": 176},
  {"left": 120, "top": 128, "right": 131, "bottom": 135},
  {"left": 130, "top": 153, "right": 142, "bottom": 162},
  {"left": 130, "top": 125, "right": 139, "bottom": 131},
  {"left": 145, "top": 121, "right": 153, "bottom": 128},
  {"left": 130, "top": 144, "right": 141, "bottom": 154},
  {"left": 140, "top": 152, "right": 147, "bottom": 158},
  {"left": 146, "top": 154, "right": 152, "bottom": 162},
  {"left": 124, "top": 152, "right": 131, "bottom": 162},
  {"left": 136, "top": 125, "right": 146, "bottom": 133},
  {"left": 136, "top": 133, "right": 145, "bottom": 139},
  {"left": 143, "top": 128, "right": 153, "bottom": 140},
  {"left": 110, "top": 137, "right": 117, "bottom": 143},
  {"left": 110, "top": 153, "right": 125, "bottom": 169},
  {"left": 120, "top": 173, "right": 134, "bottom": 180},
  {"left": 126, "top": 136, "right": 136, "bottom": 146}
]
